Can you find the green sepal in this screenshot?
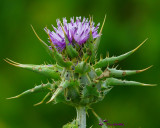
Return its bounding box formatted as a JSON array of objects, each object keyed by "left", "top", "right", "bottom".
[
  {"left": 83, "top": 18, "right": 95, "bottom": 63},
  {"left": 54, "top": 90, "right": 65, "bottom": 104},
  {"left": 65, "top": 85, "right": 80, "bottom": 104},
  {"left": 47, "top": 80, "right": 79, "bottom": 103},
  {"left": 64, "top": 80, "right": 80, "bottom": 103},
  {"left": 47, "top": 80, "right": 70, "bottom": 103},
  {"left": 79, "top": 74, "right": 91, "bottom": 86},
  {"left": 60, "top": 23, "right": 78, "bottom": 59},
  {"left": 7, "top": 83, "right": 54, "bottom": 99},
  {"left": 94, "top": 39, "right": 147, "bottom": 68},
  {"left": 95, "top": 68, "right": 103, "bottom": 76},
  {"left": 66, "top": 44, "right": 79, "bottom": 58},
  {"left": 82, "top": 85, "right": 99, "bottom": 98},
  {"left": 84, "top": 32, "right": 95, "bottom": 63},
  {"left": 65, "top": 35, "right": 78, "bottom": 58},
  {"left": 94, "top": 36, "right": 101, "bottom": 53},
  {"left": 94, "top": 15, "right": 106, "bottom": 53},
  {"left": 81, "top": 84, "right": 100, "bottom": 105},
  {"left": 45, "top": 26, "right": 72, "bottom": 67},
  {"left": 88, "top": 69, "right": 97, "bottom": 80},
  {"left": 75, "top": 61, "right": 91, "bottom": 74},
  {"left": 64, "top": 70, "right": 72, "bottom": 80},
  {"left": 51, "top": 45, "right": 72, "bottom": 68},
  {"left": 102, "top": 78, "right": 154, "bottom": 87},
  {"left": 101, "top": 86, "right": 113, "bottom": 96}
]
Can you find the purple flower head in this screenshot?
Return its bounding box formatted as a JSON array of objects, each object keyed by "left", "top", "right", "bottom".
[{"left": 45, "top": 17, "right": 100, "bottom": 51}]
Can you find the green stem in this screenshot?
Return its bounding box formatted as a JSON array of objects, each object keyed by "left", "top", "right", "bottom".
[{"left": 76, "top": 106, "right": 86, "bottom": 128}]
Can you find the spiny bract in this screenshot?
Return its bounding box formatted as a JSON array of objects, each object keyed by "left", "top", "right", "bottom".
[{"left": 5, "top": 16, "right": 154, "bottom": 128}]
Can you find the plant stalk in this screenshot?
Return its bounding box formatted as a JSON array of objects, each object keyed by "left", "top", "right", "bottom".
[{"left": 76, "top": 106, "right": 86, "bottom": 128}]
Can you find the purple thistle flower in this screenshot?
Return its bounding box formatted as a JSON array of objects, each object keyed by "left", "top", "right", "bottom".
[{"left": 44, "top": 16, "right": 100, "bottom": 51}]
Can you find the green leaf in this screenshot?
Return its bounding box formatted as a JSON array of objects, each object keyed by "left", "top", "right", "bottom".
[
  {"left": 7, "top": 83, "right": 54, "bottom": 99},
  {"left": 102, "top": 78, "right": 155, "bottom": 87},
  {"left": 97, "top": 66, "right": 152, "bottom": 79},
  {"left": 4, "top": 58, "right": 61, "bottom": 80},
  {"left": 94, "top": 39, "right": 148, "bottom": 68}
]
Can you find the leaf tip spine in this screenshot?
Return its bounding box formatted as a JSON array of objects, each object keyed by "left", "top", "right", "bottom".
[{"left": 132, "top": 38, "right": 148, "bottom": 53}]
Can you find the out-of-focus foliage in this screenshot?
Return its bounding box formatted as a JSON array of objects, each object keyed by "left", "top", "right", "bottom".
[{"left": 0, "top": 0, "right": 160, "bottom": 128}]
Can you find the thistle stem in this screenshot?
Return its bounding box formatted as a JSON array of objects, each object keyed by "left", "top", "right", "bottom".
[{"left": 76, "top": 106, "right": 86, "bottom": 128}]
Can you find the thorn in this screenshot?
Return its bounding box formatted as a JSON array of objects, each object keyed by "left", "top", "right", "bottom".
[
  {"left": 115, "top": 64, "right": 119, "bottom": 69},
  {"left": 31, "top": 25, "right": 45, "bottom": 44},
  {"left": 46, "top": 89, "right": 59, "bottom": 104},
  {"left": 88, "top": 60, "right": 91, "bottom": 65},
  {"left": 46, "top": 26, "right": 56, "bottom": 53},
  {"left": 47, "top": 79, "right": 50, "bottom": 83},
  {"left": 86, "top": 111, "right": 89, "bottom": 117},
  {"left": 38, "top": 67, "right": 42, "bottom": 71},
  {"left": 51, "top": 79, "right": 55, "bottom": 82},
  {"left": 142, "top": 84, "right": 157, "bottom": 86},
  {"left": 95, "top": 59, "right": 97, "bottom": 63},
  {"left": 137, "top": 65, "right": 153, "bottom": 73},
  {"left": 46, "top": 98, "right": 52, "bottom": 104},
  {"left": 34, "top": 92, "right": 51, "bottom": 106},
  {"left": 100, "top": 54, "right": 103, "bottom": 60},
  {"left": 59, "top": 21, "right": 66, "bottom": 35},
  {"left": 6, "top": 95, "right": 19, "bottom": 99},
  {"left": 84, "top": 56, "right": 89, "bottom": 63},
  {"left": 46, "top": 26, "right": 52, "bottom": 43},
  {"left": 34, "top": 101, "right": 43, "bottom": 106},
  {"left": 91, "top": 109, "right": 98, "bottom": 118},
  {"left": 6, "top": 58, "right": 21, "bottom": 65},
  {"left": 132, "top": 38, "right": 148, "bottom": 53},
  {"left": 34, "top": 83, "right": 37, "bottom": 87},
  {"left": 89, "top": 15, "right": 92, "bottom": 33},
  {"left": 99, "top": 14, "right": 106, "bottom": 35},
  {"left": 4, "top": 58, "right": 19, "bottom": 67},
  {"left": 106, "top": 51, "right": 109, "bottom": 58},
  {"left": 30, "top": 89, "right": 34, "bottom": 92},
  {"left": 106, "top": 51, "right": 108, "bottom": 58},
  {"left": 112, "top": 64, "right": 115, "bottom": 68}
]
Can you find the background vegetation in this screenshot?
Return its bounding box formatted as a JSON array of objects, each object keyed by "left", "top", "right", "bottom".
[{"left": 0, "top": 0, "right": 160, "bottom": 128}]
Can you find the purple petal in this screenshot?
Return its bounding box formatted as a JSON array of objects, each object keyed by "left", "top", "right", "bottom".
[{"left": 45, "top": 17, "right": 100, "bottom": 51}]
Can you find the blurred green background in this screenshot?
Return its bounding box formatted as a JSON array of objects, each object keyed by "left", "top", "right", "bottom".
[{"left": 0, "top": 0, "right": 160, "bottom": 128}]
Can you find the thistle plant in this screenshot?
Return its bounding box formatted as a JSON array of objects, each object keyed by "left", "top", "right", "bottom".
[{"left": 5, "top": 16, "right": 155, "bottom": 128}]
